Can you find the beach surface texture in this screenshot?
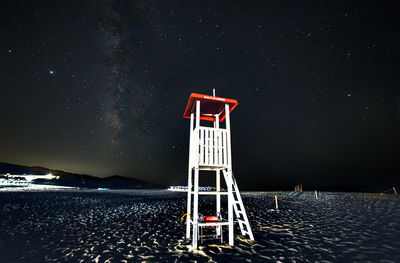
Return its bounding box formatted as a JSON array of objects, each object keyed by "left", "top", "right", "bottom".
[{"left": 0, "top": 189, "right": 399, "bottom": 262}]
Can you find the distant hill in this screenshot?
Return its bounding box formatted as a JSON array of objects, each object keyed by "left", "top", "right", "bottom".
[{"left": 0, "top": 162, "right": 162, "bottom": 189}]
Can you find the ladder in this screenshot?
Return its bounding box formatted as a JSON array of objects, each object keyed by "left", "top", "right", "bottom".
[{"left": 222, "top": 169, "right": 254, "bottom": 240}]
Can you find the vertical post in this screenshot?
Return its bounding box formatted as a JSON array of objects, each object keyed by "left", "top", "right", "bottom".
[
  {"left": 196, "top": 100, "right": 200, "bottom": 129},
  {"left": 186, "top": 169, "right": 192, "bottom": 239},
  {"left": 275, "top": 195, "right": 278, "bottom": 209},
  {"left": 215, "top": 113, "right": 220, "bottom": 166},
  {"left": 225, "top": 104, "right": 232, "bottom": 167},
  {"left": 205, "top": 129, "right": 209, "bottom": 165},
  {"left": 197, "top": 100, "right": 203, "bottom": 165},
  {"left": 192, "top": 100, "right": 201, "bottom": 249},
  {"left": 218, "top": 121, "right": 223, "bottom": 166},
  {"left": 216, "top": 170, "right": 221, "bottom": 236},
  {"left": 393, "top": 187, "right": 397, "bottom": 195},
  {"left": 315, "top": 190, "right": 318, "bottom": 200},
  {"left": 192, "top": 167, "right": 199, "bottom": 248},
  {"left": 213, "top": 88, "right": 216, "bottom": 97},
  {"left": 215, "top": 114, "right": 221, "bottom": 236},
  {"left": 186, "top": 113, "right": 194, "bottom": 238},
  {"left": 225, "top": 103, "right": 234, "bottom": 246}
]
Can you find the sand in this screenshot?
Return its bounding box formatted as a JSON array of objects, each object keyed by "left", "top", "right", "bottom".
[{"left": 0, "top": 189, "right": 399, "bottom": 262}]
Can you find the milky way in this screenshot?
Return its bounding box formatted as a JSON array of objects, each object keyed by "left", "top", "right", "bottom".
[{"left": 0, "top": 0, "right": 399, "bottom": 188}]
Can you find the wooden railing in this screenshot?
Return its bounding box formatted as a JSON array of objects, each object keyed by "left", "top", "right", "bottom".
[{"left": 194, "top": 127, "right": 228, "bottom": 167}]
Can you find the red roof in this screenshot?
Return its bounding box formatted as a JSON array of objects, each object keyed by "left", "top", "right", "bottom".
[{"left": 183, "top": 93, "right": 238, "bottom": 122}]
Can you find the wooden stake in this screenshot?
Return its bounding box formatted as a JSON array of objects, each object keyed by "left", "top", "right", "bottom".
[
  {"left": 275, "top": 195, "right": 278, "bottom": 210},
  {"left": 394, "top": 187, "right": 397, "bottom": 195}
]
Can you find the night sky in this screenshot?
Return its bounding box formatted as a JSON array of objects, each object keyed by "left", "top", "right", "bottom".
[{"left": 1, "top": 1, "right": 399, "bottom": 189}]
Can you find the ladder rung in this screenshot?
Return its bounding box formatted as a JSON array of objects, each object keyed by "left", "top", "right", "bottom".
[
  {"left": 237, "top": 210, "right": 244, "bottom": 215},
  {"left": 193, "top": 191, "right": 229, "bottom": 195},
  {"left": 233, "top": 203, "right": 241, "bottom": 209},
  {"left": 237, "top": 219, "right": 246, "bottom": 225}
]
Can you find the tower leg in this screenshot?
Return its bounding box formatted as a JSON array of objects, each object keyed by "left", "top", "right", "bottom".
[
  {"left": 192, "top": 167, "right": 199, "bottom": 249},
  {"left": 186, "top": 168, "right": 192, "bottom": 238},
  {"left": 187, "top": 112, "right": 195, "bottom": 239},
  {"left": 216, "top": 169, "right": 221, "bottom": 236},
  {"left": 224, "top": 104, "right": 234, "bottom": 246},
  {"left": 227, "top": 169, "right": 234, "bottom": 246}
]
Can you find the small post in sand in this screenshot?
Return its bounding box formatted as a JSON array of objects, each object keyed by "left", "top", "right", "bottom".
[
  {"left": 275, "top": 195, "right": 278, "bottom": 210},
  {"left": 315, "top": 190, "right": 318, "bottom": 200},
  {"left": 393, "top": 187, "right": 397, "bottom": 195}
]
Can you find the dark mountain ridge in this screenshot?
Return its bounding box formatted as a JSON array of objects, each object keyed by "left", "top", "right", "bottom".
[{"left": 0, "top": 162, "right": 162, "bottom": 189}]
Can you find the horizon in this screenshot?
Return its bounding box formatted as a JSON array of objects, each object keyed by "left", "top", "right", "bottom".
[{"left": 1, "top": 161, "right": 398, "bottom": 192}]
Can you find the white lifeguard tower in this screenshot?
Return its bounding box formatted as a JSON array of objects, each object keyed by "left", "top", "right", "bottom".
[{"left": 183, "top": 91, "right": 254, "bottom": 249}]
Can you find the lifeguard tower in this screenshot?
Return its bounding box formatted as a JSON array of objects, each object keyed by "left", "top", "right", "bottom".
[{"left": 183, "top": 91, "right": 254, "bottom": 249}]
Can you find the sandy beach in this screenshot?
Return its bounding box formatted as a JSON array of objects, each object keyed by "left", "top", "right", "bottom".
[{"left": 0, "top": 189, "right": 399, "bottom": 262}]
